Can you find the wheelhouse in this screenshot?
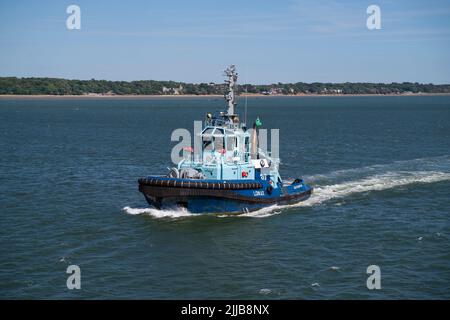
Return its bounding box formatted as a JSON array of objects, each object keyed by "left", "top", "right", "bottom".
[{"left": 200, "top": 126, "right": 250, "bottom": 165}]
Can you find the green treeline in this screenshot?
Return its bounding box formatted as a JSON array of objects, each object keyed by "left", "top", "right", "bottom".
[{"left": 1, "top": 77, "right": 449, "bottom": 95}]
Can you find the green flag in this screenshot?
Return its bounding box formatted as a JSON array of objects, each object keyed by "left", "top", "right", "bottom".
[{"left": 255, "top": 117, "right": 262, "bottom": 127}]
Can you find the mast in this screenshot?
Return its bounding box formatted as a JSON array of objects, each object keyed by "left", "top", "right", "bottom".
[{"left": 223, "top": 65, "right": 238, "bottom": 115}]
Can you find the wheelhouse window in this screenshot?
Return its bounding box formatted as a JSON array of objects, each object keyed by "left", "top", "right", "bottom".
[
  {"left": 202, "top": 128, "right": 214, "bottom": 152},
  {"left": 213, "top": 129, "right": 224, "bottom": 151},
  {"left": 226, "top": 136, "right": 236, "bottom": 151}
]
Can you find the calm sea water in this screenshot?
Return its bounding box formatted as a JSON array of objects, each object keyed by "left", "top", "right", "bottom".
[{"left": 1, "top": 96, "right": 449, "bottom": 299}]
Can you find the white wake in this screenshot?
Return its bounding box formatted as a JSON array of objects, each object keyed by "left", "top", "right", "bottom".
[
  {"left": 125, "top": 156, "right": 450, "bottom": 219},
  {"left": 123, "top": 206, "right": 194, "bottom": 218},
  {"left": 234, "top": 170, "right": 450, "bottom": 218}
]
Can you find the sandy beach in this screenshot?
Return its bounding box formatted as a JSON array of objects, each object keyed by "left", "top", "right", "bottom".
[{"left": 1, "top": 93, "right": 450, "bottom": 99}]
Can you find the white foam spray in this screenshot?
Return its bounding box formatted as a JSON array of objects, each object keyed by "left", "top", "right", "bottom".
[
  {"left": 123, "top": 206, "right": 194, "bottom": 218},
  {"left": 231, "top": 170, "right": 450, "bottom": 218},
  {"left": 125, "top": 156, "right": 450, "bottom": 219}
]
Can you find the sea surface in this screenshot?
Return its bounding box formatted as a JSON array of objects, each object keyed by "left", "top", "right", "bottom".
[{"left": 0, "top": 96, "right": 449, "bottom": 299}]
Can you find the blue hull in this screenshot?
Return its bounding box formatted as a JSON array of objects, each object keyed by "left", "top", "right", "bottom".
[
  {"left": 138, "top": 176, "right": 313, "bottom": 214},
  {"left": 146, "top": 192, "right": 312, "bottom": 214}
]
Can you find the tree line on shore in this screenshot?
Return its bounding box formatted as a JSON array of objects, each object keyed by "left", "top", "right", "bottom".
[{"left": 1, "top": 77, "right": 449, "bottom": 95}]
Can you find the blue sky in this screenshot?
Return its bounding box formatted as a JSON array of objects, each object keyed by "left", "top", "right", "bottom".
[{"left": 1, "top": 0, "right": 449, "bottom": 83}]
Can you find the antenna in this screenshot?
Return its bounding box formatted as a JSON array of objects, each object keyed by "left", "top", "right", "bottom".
[
  {"left": 245, "top": 94, "right": 248, "bottom": 125},
  {"left": 223, "top": 65, "right": 238, "bottom": 115},
  {"left": 244, "top": 65, "right": 248, "bottom": 125}
]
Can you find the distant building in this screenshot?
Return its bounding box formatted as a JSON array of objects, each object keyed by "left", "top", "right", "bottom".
[
  {"left": 321, "top": 88, "right": 342, "bottom": 94},
  {"left": 174, "top": 85, "right": 183, "bottom": 95},
  {"left": 162, "top": 85, "right": 183, "bottom": 95},
  {"left": 269, "top": 88, "right": 283, "bottom": 95}
]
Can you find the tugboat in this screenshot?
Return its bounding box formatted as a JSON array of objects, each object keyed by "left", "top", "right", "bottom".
[{"left": 138, "top": 65, "right": 313, "bottom": 214}]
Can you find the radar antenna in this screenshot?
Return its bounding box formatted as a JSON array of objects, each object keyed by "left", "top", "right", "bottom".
[{"left": 223, "top": 65, "right": 238, "bottom": 115}]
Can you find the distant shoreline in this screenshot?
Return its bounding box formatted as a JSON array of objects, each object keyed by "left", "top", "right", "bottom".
[{"left": 1, "top": 93, "right": 450, "bottom": 99}]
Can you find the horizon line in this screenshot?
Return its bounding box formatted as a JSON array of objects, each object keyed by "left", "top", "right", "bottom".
[{"left": 1, "top": 76, "right": 449, "bottom": 86}]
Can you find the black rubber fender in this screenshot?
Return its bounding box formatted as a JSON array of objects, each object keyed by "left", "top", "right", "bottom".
[{"left": 139, "top": 177, "right": 263, "bottom": 190}]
